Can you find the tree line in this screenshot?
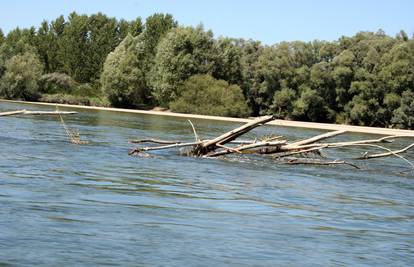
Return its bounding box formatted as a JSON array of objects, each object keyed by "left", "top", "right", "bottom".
[{"left": 0, "top": 12, "right": 413, "bottom": 129}]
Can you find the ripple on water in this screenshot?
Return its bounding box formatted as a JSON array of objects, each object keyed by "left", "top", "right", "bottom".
[{"left": 1, "top": 101, "right": 414, "bottom": 266}]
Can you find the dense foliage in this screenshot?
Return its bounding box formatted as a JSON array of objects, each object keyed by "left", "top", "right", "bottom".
[
  {"left": 0, "top": 12, "right": 414, "bottom": 128},
  {"left": 170, "top": 74, "right": 250, "bottom": 117},
  {"left": 0, "top": 51, "right": 42, "bottom": 100}
]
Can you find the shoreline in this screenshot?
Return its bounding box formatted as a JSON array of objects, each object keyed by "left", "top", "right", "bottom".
[{"left": 1, "top": 99, "right": 414, "bottom": 136}]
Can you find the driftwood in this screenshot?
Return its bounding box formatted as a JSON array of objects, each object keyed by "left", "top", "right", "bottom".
[
  {"left": 195, "top": 115, "right": 275, "bottom": 155},
  {"left": 0, "top": 108, "right": 88, "bottom": 145},
  {"left": 283, "top": 158, "right": 360, "bottom": 169},
  {"left": 129, "top": 116, "right": 414, "bottom": 171},
  {"left": 0, "top": 109, "right": 77, "bottom": 116}
]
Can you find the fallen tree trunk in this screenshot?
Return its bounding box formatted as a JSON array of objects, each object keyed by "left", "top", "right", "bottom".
[
  {"left": 129, "top": 115, "right": 414, "bottom": 171},
  {"left": 130, "top": 138, "right": 257, "bottom": 145},
  {"left": 195, "top": 115, "right": 275, "bottom": 155},
  {"left": 0, "top": 110, "right": 26, "bottom": 116},
  {"left": 0, "top": 109, "right": 77, "bottom": 116},
  {"left": 205, "top": 140, "right": 287, "bottom": 157}
]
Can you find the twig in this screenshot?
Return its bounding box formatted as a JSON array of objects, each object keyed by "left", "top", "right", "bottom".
[
  {"left": 283, "top": 158, "right": 360, "bottom": 169},
  {"left": 188, "top": 120, "right": 200, "bottom": 141},
  {"left": 353, "top": 143, "right": 414, "bottom": 169},
  {"left": 130, "top": 139, "right": 181, "bottom": 144}
]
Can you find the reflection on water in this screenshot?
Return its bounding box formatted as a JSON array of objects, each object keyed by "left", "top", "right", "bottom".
[{"left": 1, "top": 102, "right": 414, "bottom": 266}]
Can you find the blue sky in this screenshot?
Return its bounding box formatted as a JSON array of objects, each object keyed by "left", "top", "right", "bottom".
[{"left": 1, "top": 0, "right": 413, "bottom": 44}]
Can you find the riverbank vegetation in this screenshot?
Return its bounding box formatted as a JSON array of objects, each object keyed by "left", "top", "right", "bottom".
[{"left": 0, "top": 12, "right": 413, "bottom": 128}]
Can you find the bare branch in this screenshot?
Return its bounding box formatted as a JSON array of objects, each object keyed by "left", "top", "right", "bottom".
[
  {"left": 285, "top": 130, "right": 346, "bottom": 148},
  {"left": 188, "top": 120, "right": 200, "bottom": 141}
]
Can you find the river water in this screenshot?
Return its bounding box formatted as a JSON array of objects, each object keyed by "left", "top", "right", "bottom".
[{"left": 0, "top": 101, "right": 413, "bottom": 266}]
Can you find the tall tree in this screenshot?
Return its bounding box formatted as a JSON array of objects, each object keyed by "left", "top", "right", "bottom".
[
  {"left": 142, "top": 13, "right": 177, "bottom": 57},
  {"left": 0, "top": 28, "right": 4, "bottom": 46},
  {"left": 213, "top": 38, "right": 244, "bottom": 85},
  {"left": 58, "top": 12, "right": 121, "bottom": 84},
  {"left": 101, "top": 34, "right": 150, "bottom": 107},
  {"left": 150, "top": 25, "right": 216, "bottom": 106}
]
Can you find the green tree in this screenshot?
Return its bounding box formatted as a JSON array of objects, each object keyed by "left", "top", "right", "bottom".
[
  {"left": 213, "top": 38, "right": 244, "bottom": 85},
  {"left": 248, "top": 45, "right": 291, "bottom": 115},
  {"left": 48, "top": 15, "right": 66, "bottom": 72},
  {"left": 391, "top": 90, "right": 414, "bottom": 129},
  {"left": 150, "top": 25, "right": 216, "bottom": 106},
  {"left": 292, "top": 87, "right": 331, "bottom": 122},
  {"left": 57, "top": 12, "right": 90, "bottom": 82},
  {"left": 0, "top": 51, "right": 43, "bottom": 100},
  {"left": 87, "top": 13, "right": 120, "bottom": 82},
  {"left": 377, "top": 42, "right": 414, "bottom": 95},
  {"left": 128, "top": 17, "right": 144, "bottom": 37},
  {"left": 101, "top": 34, "right": 149, "bottom": 107},
  {"left": 271, "top": 87, "right": 296, "bottom": 118},
  {"left": 170, "top": 74, "right": 251, "bottom": 117},
  {"left": 309, "top": 61, "right": 335, "bottom": 110},
  {"left": 142, "top": 13, "right": 176, "bottom": 57},
  {"left": 58, "top": 12, "right": 121, "bottom": 84},
  {"left": 35, "top": 20, "right": 54, "bottom": 73},
  {"left": 0, "top": 29, "right": 37, "bottom": 78},
  {"left": 238, "top": 39, "right": 264, "bottom": 114},
  {"left": 0, "top": 28, "right": 4, "bottom": 46}
]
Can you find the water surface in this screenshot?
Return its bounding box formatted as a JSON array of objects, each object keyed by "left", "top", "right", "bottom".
[{"left": 1, "top": 102, "right": 413, "bottom": 266}]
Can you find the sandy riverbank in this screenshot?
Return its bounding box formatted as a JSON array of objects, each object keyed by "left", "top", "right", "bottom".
[{"left": 1, "top": 99, "right": 414, "bottom": 136}]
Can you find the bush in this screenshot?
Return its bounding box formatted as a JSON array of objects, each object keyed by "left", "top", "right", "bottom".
[
  {"left": 72, "top": 83, "right": 100, "bottom": 97},
  {"left": 39, "top": 93, "right": 110, "bottom": 107},
  {"left": 38, "top": 72, "right": 77, "bottom": 94},
  {"left": 0, "top": 52, "right": 43, "bottom": 100},
  {"left": 39, "top": 93, "right": 91, "bottom": 105},
  {"left": 170, "top": 74, "right": 251, "bottom": 117}
]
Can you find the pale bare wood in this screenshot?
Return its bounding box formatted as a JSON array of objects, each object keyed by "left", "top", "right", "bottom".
[
  {"left": 357, "top": 143, "right": 414, "bottom": 159},
  {"left": 188, "top": 120, "right": 200, "bottom": 141},
  {"left": 321, "top": 135, "right": 412, "bottom": 148},
  {"left": 216, "top": 144, "right": 242, "bottom": 154},
  {"left": 130, "top": 139, "right": 257, "bottom": 145},
  {"left": 205, "top": 140, "right": 287, "bottom": 157},
  {"left": 130, "top": 139, "right": 181, "bottom": 144},
  {"left": 129, "top": 141, "right": 203, "bottom": 155},
  {"left": 278, "top": 135, "right": 414, "bottom": 153},
  {"left": 0, "top": 109, "right": 26, "bottom": 116},
  {"left": 284, "top": 158, "right": 360, "bottom": 169},
  {"left": 284, "top": 130, "right": 346, "bottom": 149},
  {"left": 24, "top": 110, "right": 77, "bottom": 115},
  {"left": 201, "top": 115, "right": 275, "bottom": 149},
  {"left": 0, "top": 109, "right": 77, "bottom": 116},
  {"left": 272, "top": 146, "right": 327, "bottom": 158}
]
